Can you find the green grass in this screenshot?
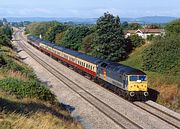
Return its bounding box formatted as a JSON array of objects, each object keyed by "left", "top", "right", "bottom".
[{"left": 121, "top": 42, "right": 150, "bottom": 69}]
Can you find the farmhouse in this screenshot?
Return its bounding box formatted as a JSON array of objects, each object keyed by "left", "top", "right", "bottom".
[{"left": 125, "top": 29, "right": 165, "bottom": 39}]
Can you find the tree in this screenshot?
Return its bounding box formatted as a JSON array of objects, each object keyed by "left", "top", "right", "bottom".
[
  {"left": 55, "top": 32, "right": 65, "bottom": 44},
  {"left": 165, "top": 19, "right": 180, "bottom": 34},
  {"left": 44, "top": 22, "right": 67, "bottom": 42},
  {"left": 93, "top": 12, "right": 126, "bottom": 61},
  {"left": 0, "top": 30, "right": 11, "bottom": 47},
  {"left": 145, "top": 24, "right": 161, "bottom": 29},
  {"left": 2, "top": 18, "right": 7, "bottom": 23},
  {"left": 122, "top": 21, "right": 128, "bottom": 29},
  {"left": 127, "top": 23, "right": 142, "bottom": 30},
  {"left": 0, "top": 26, "right": 12, "bottom": 40},
  {"left": 82, "top": 33, "right": 96, "bottom": 53},
  {"left": 60, "top": 26, "right": 91, "bottom": 50},
  {"left": 0, "top": 20, "right": 3, "bottom": 27},
  {"left": 128, "top": 34, "right": 145, "bottom": 48}
]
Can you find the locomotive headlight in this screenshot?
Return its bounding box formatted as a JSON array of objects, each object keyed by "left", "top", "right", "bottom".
[
  {"left": 130, "top": 92, "right": 135, "bottom": 97},
  {"left": 144, "top": 92, "right": 149, "bottom": 96}
]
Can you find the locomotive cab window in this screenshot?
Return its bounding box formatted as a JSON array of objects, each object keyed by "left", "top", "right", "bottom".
[
  {"left": 129, "top": 75, "right": 147, "bottom": 81},
  {"left": 130, "top": 76, "right": 138, "bottom": 81},
  {"left": 139, "top": 75, "right": 147, "bottom": 81}
]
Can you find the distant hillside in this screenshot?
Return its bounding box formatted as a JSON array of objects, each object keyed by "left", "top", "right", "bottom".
[
  {"left": 5, "top": 16, "right": 179, "bottom": 24},
  {"left": 122, "top": 16, "right": 178, "bottom": 24},
  {"left": 6, "top": 17, "right": 97, "bottom": 24}
]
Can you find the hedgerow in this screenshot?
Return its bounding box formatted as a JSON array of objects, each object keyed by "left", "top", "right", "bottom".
[{"left": 0, "top": 77, "right": 55, "bottom": 102}]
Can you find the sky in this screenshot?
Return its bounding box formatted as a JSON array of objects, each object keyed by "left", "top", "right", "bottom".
[{"left": 0, "top": 0, "right": 180, "bottom": 18}]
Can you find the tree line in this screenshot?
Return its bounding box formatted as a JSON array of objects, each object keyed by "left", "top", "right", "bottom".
[
  {"left": 26, "top": 13, "right": 145, "bottom": 62},
  {"left": 25, "top": 14, "right": 180, "bottom": 75}
]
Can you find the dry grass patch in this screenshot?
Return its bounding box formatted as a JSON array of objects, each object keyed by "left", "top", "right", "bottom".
[
  {"left": 156, "top": 84, "right": 180, "bottom": 113},
  {"left": 0, "top": 91, "right": 84, "bottom": 129},
  {"left": 11, "top": 112, "right": 82, "bottom": 129},
  {"left": 4, "top": 70, "right": 28, "bottom": 80}
]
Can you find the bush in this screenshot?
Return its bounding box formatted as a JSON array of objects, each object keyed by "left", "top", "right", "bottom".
[
  {"left": 0, "top": 78, "right": 55, "bottom": 102},
  {"left": 1, "top": 55, "right": 35, "bottom": 79},
  {"left": 142, "top": 34, "right": 180, "bottom": 75}
]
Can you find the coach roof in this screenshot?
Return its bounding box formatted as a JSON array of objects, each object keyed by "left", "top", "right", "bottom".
[{"left": 53, "top": 44, "right": 102, "bottom": 64}]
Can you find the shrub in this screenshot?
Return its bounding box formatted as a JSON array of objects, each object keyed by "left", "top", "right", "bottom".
[
  {"left": 1, "top": 55, "right": 36, "bottom": 79},
  {"left": 142, "top": 34, "right": 180, "bottom": 75},
  {"left": 0, "top": 78, "right": 55, "bottom": 102}
]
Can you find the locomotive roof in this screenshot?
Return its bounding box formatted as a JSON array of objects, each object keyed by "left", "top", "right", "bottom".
[{"left": 106, "top": 62, "right": 146, "bottom": 75}]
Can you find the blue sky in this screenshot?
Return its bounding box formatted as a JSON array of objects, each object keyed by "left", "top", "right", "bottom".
[{"left": 0, "top": 0, "right": 180, "bottom": 18}]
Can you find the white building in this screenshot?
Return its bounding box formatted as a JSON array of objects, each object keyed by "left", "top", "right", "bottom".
[{"left": 125, "top": 29, "right": 165, "bottom": 39}]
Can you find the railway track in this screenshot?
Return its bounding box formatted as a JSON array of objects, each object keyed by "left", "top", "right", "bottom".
[
  {"left": 133, "top": 102, "right": 180, "bottom": 129},
  {"left": 16, "top": 30, "right": 143, "bottom": 129}
]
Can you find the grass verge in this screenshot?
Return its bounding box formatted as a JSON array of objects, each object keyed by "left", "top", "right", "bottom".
[{"left": 0, "top": 46, "right": 83, "bottom": 129}]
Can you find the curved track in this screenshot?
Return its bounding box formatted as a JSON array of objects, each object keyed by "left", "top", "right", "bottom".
[{"left": 15, "top": 30, "right": 143, "bottom": 129}]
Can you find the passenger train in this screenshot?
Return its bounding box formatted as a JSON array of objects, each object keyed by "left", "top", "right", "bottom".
[{"left": 27, "top": 35, "right": 149, "bottom": 100}]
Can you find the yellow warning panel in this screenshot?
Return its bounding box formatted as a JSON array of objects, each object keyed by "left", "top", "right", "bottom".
[{"left": 103, "top": 69, "right": 106, "bottom": 80}]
